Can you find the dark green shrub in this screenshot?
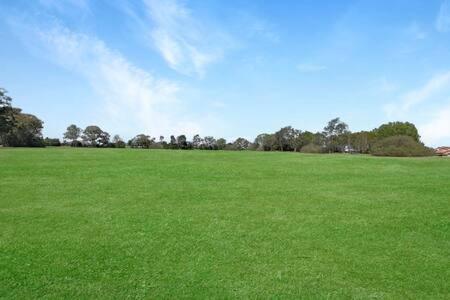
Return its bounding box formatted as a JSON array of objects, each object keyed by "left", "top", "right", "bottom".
[
  {"left": 44, "top": 138, "right": 61, "bottom": 146},
  {"left": 115, "top": 140, "right": 126, "bottom": 148},
  {"left": 371, "top": 135, "right": 434, "bottom": 157},
  {"left": 300, "top": 144, "right": 324, "bottom": 153}
]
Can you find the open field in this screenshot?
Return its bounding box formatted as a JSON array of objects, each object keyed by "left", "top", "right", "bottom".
[{"left": 0, "top": 148, "right": 449, "bottom": 298}]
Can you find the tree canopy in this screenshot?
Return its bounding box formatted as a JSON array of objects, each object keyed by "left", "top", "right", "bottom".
[{"left": 374, "top": 122, "right": 420, "bottom": 142}]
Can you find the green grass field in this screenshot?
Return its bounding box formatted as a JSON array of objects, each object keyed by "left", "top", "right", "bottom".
[{"left": 1, "top": 148, "right": 449, "bottom": 298}]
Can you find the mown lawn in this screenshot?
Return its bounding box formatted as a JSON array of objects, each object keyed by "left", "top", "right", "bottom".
[{"left": 0, "top": 148, "right": 449, "bottom": 298}]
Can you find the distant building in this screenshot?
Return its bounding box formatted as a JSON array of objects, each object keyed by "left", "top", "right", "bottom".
[{"left": 435, "top": 147, "right": 450, "bottom": 156}]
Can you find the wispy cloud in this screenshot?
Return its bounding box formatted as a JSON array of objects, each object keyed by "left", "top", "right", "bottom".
[
  {"left": 21, "top": 24, "right": 203, "bottom": 137},
  {"left": 143, "top": 0, "right": 232, "bottom": 77},
  {"left": 384, "top": 71, "right": 450, "bottom": 117},
  {"left": 297, "top": 63, "right": 327, "bottom": 73},
  {"left": 419, "top": 105, "right": 450, "bottom": 145},
  {"left": 383, "top": 72, "right": 450, "bottom": 146},
  {"left": 436, "top": 0, "right": 450, "bottom": 32}
]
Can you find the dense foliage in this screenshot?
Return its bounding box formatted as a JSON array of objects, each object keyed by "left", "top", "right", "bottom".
[
  {"left": 371, "top": 135, "right": 434, "bottom": 157},
  {"left": 44, "top": 137, "right": 61, "bottom": 147},
  {"left": 0, "top": 88, "right": 14, "bottom": 136},
  {"left": 0, "top": 109, "right": 44, "bottom": 147},
  {"left": 374, "top": 122, "right": 420, "bottom": 142}
]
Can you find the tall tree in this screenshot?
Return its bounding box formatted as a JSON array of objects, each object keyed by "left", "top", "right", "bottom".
[
  {"left": 301, "top": 131, "right": 316, "bottom": 146},
  {"left": 233, "top": 137, "right": 250, "bottom": 150},
  {"left": 322, "top": 118, "right": 350, "bottom": 152},
  {"left": 63, "top": 124, "right": 81, "bottom": 146},
  {"left": 177, "top": 135, "right": 188, "bottom": 149},
  {"left": 254, "top": 133, "right": 276, "bottom": 151},
  {"left": 112, "top": 134, "right": 126, "bottom": 148},
  {"left": 130, "top": 134, "right": 154, "bottom": 148},
  {"left": 274, "top": 126, "right": 300, "bottom": 151},
  {"left": 203, "top": 136, "right": 217, "bottom": 150},
  {"left": 169, "top": 135, "right": 178, "bottom": 149},
  {"left": 82, "top": 125, "right": 109, "bottom": 147},
  {"left": 0, "top": 88, "right": 15, "bottom": 142},
  {"left": 159, "top": 136, "right": 167, "bottom": 149},
  {"left": 216, "top": 138, "right": 226, "bottom": 150},
  {"left": 192, "top": 134, "right": 202, "bottom": 149},
  {"left": 3, "top": 108, "right": 44, "bottom": 147},
  {"left": 349, "top": 131, "right": 375, "bottom": 153}
]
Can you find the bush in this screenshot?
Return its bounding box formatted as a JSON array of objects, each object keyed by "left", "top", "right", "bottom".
[
  {"left": 371, "top": 135, "right": 434, "bottom": 157},
  {"left": 300, "top": 144, "right": 323, "bottom": 153},
  {"left": 70, "top": 140, "right": 83, "bottom": 147},
  {"left": 116, "top": 141, "right": 126, "bottom": 148},
  {"left": 44, "top": 138, "right": 61, "bottom": 147}
]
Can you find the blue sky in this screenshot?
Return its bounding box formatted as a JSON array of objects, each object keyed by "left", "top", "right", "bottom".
[{"left": 1, "top": 0, "right": 450, "bottom": 146}]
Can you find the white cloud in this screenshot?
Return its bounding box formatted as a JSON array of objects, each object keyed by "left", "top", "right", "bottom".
[
  {"left": 144, "top": 0, "right": 230, "bottom": 77},
  {"left": 419, "top": 105, "right": 450, "bottom": 146},
  {"left": 436, "top": 0, "right": 450, "bottom": 32},
  {"left": 382, "top": 72, "right": 450, "bottom": 146},
  {"left": 33, "top": 25, "right": 202, "bottom": 138},
  {"left": 401, "top": 72, "right": 450, "bottom": 111},
  {"left": 384, "top": 71, "right": 450, "bottom": 118},
  {"left": 297, "top": 63, "right": 327, "bottom": 73}
]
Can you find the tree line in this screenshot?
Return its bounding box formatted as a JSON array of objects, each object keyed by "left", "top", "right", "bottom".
[
  {"left": 0, "top": 87, "right": 435, "bottom": 156},
  {"left": 51, "top": 118, "right": 438, "bottom": 156},
  {"left": 63, "top": 124, "right": 252, "bottom": 151}
]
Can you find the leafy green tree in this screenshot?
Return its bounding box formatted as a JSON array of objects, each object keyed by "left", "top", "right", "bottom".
[
  {"left": 233, "top": 137, "right": 250, "bottom": 150},
  {"left": 216, "top": 138, "right": 226, "bottom": 150},
  {"left": 192, "top": 134, "right": 202, "bottom": 149},
  {"left": 112, "top": 135, "right": 126, "bottom": 148},
  {"left": 374, "top": 122, "right": 420, "bottom": 142},
  {"left": 203, "top": 136, "right": 217, "bottom": 150},
  {"left": 64, "top": 124, "right": 82, "bottom": 146},
  {"left": 323, "top": 118, "right": 350, "bottom": 152},
  {"left": 130, "top": 134, "right": 154, "bottom": 148},
  {"left": 301, "top": 131, "right": 316, "bottom": 145},
  {"left": 274, "top": 126, "right": 301, "bottom": 151},
  {"left": 349, "top": 131, "right": 376, "bottom": 153},
  {"left": 82, "top": 125, "right": 109, "bottom": 147},
  {"left": 98, "top": 132, "right": 110, "bottom": 147},
  {"left": 169, "top": 135, "right": 178, "bottom": 149},
  {"left": 177, "top": 135, "right": 188, "bottom": 149},
  {"left": 253, "top": 133, "right": 276, "bottom": 151},
  {"left": 0, "top": 88, "right": 15, "bottom": 143},
  {"left": 3, "top": 108, "right": 44, "bottom": 147},
  {"left": 371, "top": 135, "right": 434, "bottom": 157}
]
